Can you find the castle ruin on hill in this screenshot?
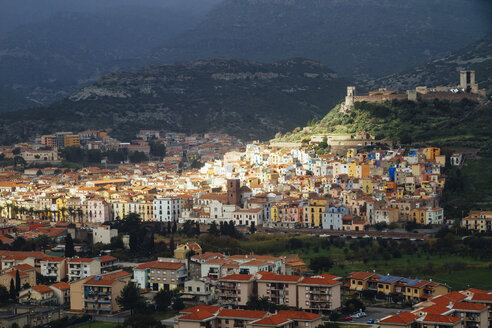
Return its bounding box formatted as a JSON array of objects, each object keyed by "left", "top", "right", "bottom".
[{"left": 341, "top": 70, "right": 487, "bottom": 113}]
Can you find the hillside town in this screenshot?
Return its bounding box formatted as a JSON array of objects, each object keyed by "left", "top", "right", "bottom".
[{"left": 0, "top": 134, "right": 489, "bottom": 327}]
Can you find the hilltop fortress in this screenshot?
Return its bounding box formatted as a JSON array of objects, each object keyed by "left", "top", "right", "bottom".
[{"left": 342, "top": 70, "right": 487, "bottom": 112}]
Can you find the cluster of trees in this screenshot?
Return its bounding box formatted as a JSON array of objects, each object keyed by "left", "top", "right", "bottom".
[
  {"left": 115, "top": 282, "right": 183, "bottom": 327},
  {"left": 61, "top": 146, "right": 152, "bottom": 164},
  {"left": 208, "top": 221, "right": 242, "bottom": 239}
]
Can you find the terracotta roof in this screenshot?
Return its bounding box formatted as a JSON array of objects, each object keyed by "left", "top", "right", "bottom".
[
  {"left": 471, "top": 293, "right": 492, "bottom": 302},
  {"left": 180, "top": 310, "right": 215, "bottom": 321},
  {"left": 103, "top": 270, "right": 131, "bottom": 280},
  {"left": 41, "top": 256, "right": 65, "bottom": 263},
  {"left": 452, "top": 302, "right": 487, "bottom": 311},
  {"left": 432, "top": 292, "right": 467, "bottom": 305},
  {"left": 416, "top": 304, "right": 450, "bottom": 315},
  {"left": 85, "top": 277, "right": 116, "bottom": 286},
  {"left": 11, "top": 263, "right": 35, "bottom": 271},
  {"left": 220, "top": 274, "right": 253, "bottom": 281},
  {"left": 258, "top": 273, "right": 301, "bottom": 283},
  {"left": 180, "top": 305, "right": 220, "bottom": 314},
  {"left": 380, "top": 312, "right": 417, "bottom": 324},
  {"left": 422, "top": 314, "right": 460, "bottom": 324},
  {"left": 67, "top": 258, "right": 94, "bottom": 263},
  {"left": 252, "top": 314, "right": 291, "bottom": 326},
  {"left": 349, "top": 271, "right": 377, "bottom": 280},
  {"left": 278, "top": 310, "right": 321, "bottom": 321},
  {"left": 51, "top": 282, "right": 70, "bottom": 290},
  {"left": 32, "top": 285, "right": 53, "bottom": 294},
  {"left": 134, "top": 260, "right": 184, "bottom": 270},
  {"left": 98, "top": 255, "right": 117, "bottom": 263},
  {"left": 299, "top": 277, "right": 340, "bottom": 286},
  {"left": 218, "top": 309, "right": 267, "bottom": 319}
]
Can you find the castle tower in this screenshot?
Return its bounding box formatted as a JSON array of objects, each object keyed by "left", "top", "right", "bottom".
[
  {"left": 341, "top": 86, "right": 356, "bottom": 113},
  {"left": 459, "top": 70, "right": 478, "bottom": 93},
  {"left": 227, "top": 179, "right": 241, "bottom": 206}
]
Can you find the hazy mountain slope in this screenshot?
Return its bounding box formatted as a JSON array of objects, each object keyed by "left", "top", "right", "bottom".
[
  {"left": 153, "top": 0, "right": 492, "bottom": 80},
  {"left": 0, "top": 87, "right": 38, "bottom": 113},
  {"left": 0, "top": 1, "right": 222, "bottom": 106},
  {"left": 0, "top": 58, "right": 348, "bottom": 143},
  {"left": 359, "top": 33, "right": 492, "bottom": 95}
]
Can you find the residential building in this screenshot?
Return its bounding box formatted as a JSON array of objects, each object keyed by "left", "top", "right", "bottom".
[{"left": 217, "top": 274, "right": 255, "bottom": 307}]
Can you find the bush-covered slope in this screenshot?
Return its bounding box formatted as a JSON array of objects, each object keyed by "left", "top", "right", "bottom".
[
  {"left": 277, "top": 99, "right": 492, "bottom": 150},
  {"left": 0, "top": 58, "right": 348, "bottom": 143}
]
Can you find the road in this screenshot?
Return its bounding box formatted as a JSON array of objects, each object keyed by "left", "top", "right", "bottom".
[{"left": 347, "top": 306, "right": 402, "bottom": 324}]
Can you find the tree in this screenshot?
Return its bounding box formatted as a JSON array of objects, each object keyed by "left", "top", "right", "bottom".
[
  {"left": 309, "top": 256, "right": 334, "bottom": 273},
  {"left": 344, "top": 298, "right": 365, "bottom": 313},
  {"left": 129, "top": 151, "right": 148, "bottom": 163},
  {"left": 172, "top": 221, "right": 177, "bottom": 234},
  {"left": 0, "top": 285, "right": 9, "bottom": 304},
  {"left": 195, "top": 222, "right": 201, "bottom": 236},
  {"left": 208, "top": 222, "right": 219, "bottom": 236},
  {"left": 116, "top": 281, "right": 145, "bottom": 314},
  {"left": 64, "top": 234, "right": 75, "bottom": 258},
  {"left": 9, "top": 279, "right": 16, "bottom": 300},
  {"left": 155, "top": 290, "right": 173, "bottom": 311},
  {"left": 172, "top": 296, "right": 184, "bottom": 311},
  {"left": 15, "top": 270, "right": 20, "bottom": 292},
  {"left": 129, "top": 232, "right": 139, "bottom": 252},
  {"left": 12, "top": 147, "right": 20, "bottom": 155},
  {"left": 249, "top": 221, "right": 256, "bottom": 234},
  {"left": 169, "top": 235, "right": 175, "bottom": 252},
  {"left": 150, "top": 141, "right": 167, "bottom": 158},
  {"left": 166, "top": 221, "right": 171, "bottom": 234}
]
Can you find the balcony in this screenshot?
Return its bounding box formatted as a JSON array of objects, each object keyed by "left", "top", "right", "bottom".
[{"left": 98, "top": 299, "right": 111, "bottom": 303}]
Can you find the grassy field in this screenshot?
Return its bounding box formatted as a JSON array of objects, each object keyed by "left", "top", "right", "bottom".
[
  {"left": 238, "top": 234, "right": 492, "bottom": 290},
  {"left": 76, "top": 322, "right": 118, "bottom": 328}
]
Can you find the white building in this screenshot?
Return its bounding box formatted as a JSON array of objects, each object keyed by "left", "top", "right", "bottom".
[
  {"left": 322, "top": 206, "right": 349, "bottom": 230},
  {"left": 153, "top": 198, "right": 181, "bottom": 222},
  {"left": 93, "top": 226, "right": 118, "bottom": 245},
  {"left": 67, "top": 258, "right": 101, "bottom": 282}
]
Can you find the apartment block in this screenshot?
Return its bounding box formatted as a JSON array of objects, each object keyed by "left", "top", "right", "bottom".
[
  {"left": 40, "top": 256, "right": 66, "bottom": 282},
  {"left": 67, "top": 258, "right": 101, "bottom": 282},
  {"left": 217, "top": 274, "right": 255, "bottom": 307}
]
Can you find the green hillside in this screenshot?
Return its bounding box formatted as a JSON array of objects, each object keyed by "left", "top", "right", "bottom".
[{"left": 277, "top": 99, "right": 492, "bottom": 151}]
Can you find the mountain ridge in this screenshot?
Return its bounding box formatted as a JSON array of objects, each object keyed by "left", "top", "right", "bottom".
[{"left": 0, "top": 58, "right": 348, "bottom": 144}]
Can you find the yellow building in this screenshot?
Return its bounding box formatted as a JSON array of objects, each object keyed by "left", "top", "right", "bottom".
[
  {"left": 422, "top": 147, "right": 440, "bottom": 161},
  {"left": 348, "top": 161, "right": 358, "bottom": 178},
  {"left": 361, "top": 178, "right": 374, "bottom": 195},
  {"left": 55, "top": 197, "right": 67, "bottom": 222},
  {"left": 271, "top": 205, "right": 281, "bottom": 222},
  {"left": 63, "top": 135, "right": 81, "bottom": 148},
  {"left": 304, "top": 198, "right": 328, "bottom": 227},
  {"left": 174, "top": 243, "right": 202, "bottom": 259}
]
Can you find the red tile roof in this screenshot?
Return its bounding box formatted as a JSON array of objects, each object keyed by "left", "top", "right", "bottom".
[
  {"left": 32, "top": 285, "right": 53, "bottom": 294},
  {"left": 51, "top": 282, "right": 70, "bottom": 291},
  {"left": 180, "top": 311, "right": 215, "bottom": 321},
  {"left": 11, "top": 264, "right": 35, "bottom": 271},
  {"left": 349, "top": 271, "right": 377, "bottom": 280},
  {"left": 258, "top": 273, "right": 301, "bottom": 283},
  {"left": 278, "top": 311, "right": 321, "bottom": 321},
  {"left": 299, "top": 277, "right": 340, "bottom": 286},
  {"left": 253, "top": 314, "right": 291, "bottom": 326},
  {"left": 220, "top": 274, "right": 253, "bottom": 281},
  {"left": 218, "top": 309, "right": 267, "bottom": 319},
  {"left": 134, "top": 260, "right": 184, "bottom": 270},
  {"left": 181, "top": 305, "right": 220, "bottom": 314},
  {"left": 452, "top": 302, "right": 487, "bottom": 311},
  {"left": 471, "top": 293, "right": 492, "bottom": 302},
  {"left": 380, "top": 312, "right": 417, "bottom": 324},
  {"left": 422, "top": 314, "right": 460, "bottom": 324}
]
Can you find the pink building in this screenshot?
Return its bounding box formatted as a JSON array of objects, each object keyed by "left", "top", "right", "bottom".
[{"left": 87, "top": 198, "right": 110, "bottom": 223}]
